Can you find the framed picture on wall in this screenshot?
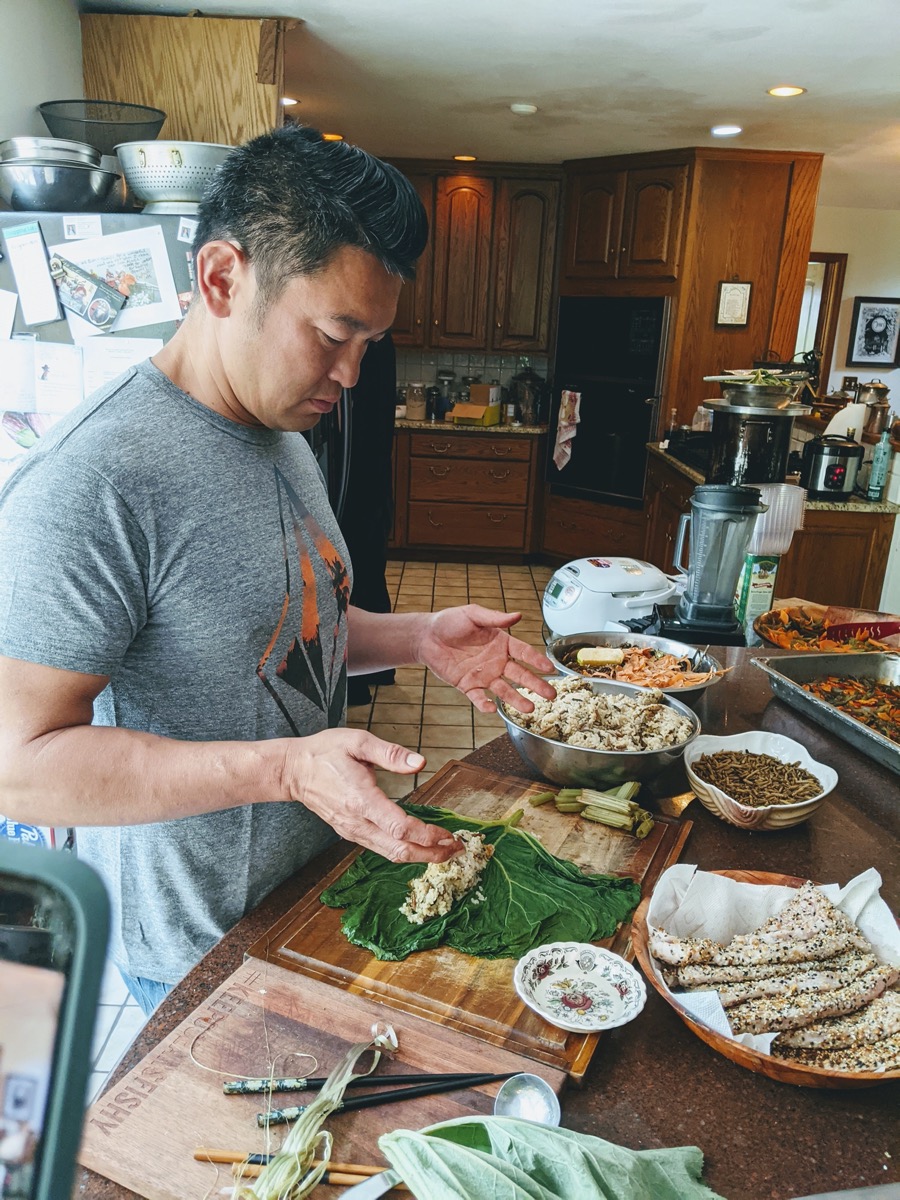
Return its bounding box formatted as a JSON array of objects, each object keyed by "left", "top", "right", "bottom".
[
  {"left": 715, "top": 281, "right": 752, "bottom": 326},
  {"left": 845, "top": 296, "right": 900, "bottom": 367}
]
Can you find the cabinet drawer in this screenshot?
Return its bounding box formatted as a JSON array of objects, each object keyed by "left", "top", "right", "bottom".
[
  {"left": 409, "top": 458, "right": 530, "bottom": 504},
  {"left": 410, "top": 433, "right": 531, "bottom": 462},
  {"left": 408, "top": 502, "right": 527, "bottom": 549}
]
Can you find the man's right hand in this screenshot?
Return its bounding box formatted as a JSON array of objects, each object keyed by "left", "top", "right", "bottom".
[{"left": 280, "top": 727, "right": 461, "bottom": 863}]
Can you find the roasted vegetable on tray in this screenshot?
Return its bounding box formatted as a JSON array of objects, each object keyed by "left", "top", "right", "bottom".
[{"left": 802, "top": 676, "right": 900, "bottom": 745}]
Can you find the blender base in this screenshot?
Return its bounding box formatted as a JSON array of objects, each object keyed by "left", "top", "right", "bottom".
[{"left": 637, "top": 605, "right": 748, "bottom": 647}]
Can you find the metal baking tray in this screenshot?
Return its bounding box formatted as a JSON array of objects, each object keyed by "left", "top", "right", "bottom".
[{"left": 752, "top": 652, "right": 900, "bottom": 777}]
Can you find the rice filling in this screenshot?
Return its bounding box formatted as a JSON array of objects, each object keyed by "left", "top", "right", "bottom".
[{"left": 400, "top": 830, "right": 494, "bottom": 925}]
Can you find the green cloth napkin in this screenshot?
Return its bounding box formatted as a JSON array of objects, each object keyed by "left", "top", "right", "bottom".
[{"left": 379, "top": 1116, "right": 727, "bottom": 1200}]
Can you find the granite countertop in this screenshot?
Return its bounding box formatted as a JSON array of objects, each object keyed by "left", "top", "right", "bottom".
[
  {"left": 76, "top": 649, "right": 899, "bottom": 1200},
  {"left": 395, "top": 418, "right": 548, "bottom": 435},
  {"left": 647, "top": 442, "right": 900, "bottom": 514}
]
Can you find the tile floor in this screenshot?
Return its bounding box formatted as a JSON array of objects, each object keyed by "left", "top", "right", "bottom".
[{"left": 88, "top": 558, "right": 553, "bottom": 1103}]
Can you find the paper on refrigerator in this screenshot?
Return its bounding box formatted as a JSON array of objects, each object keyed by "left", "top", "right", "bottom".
[
  {"left": 80, "top": 336, "right": 163, "bottom": 398},
  {"left": 49, "top": 225, "right": 181, "bottom": 340}
]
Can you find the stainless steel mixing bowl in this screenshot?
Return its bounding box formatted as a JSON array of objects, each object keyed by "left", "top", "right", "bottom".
[
  {"left": 0, "top": 161, "right": 121, "bottom": 211},
  {"left": 546, "top": 631, "right": 723, "bottom": 709},
  {"left": 498, "top": 676, "right": 701, "bottom": 788},
  {"left": 0, "top": 136, "right": 101, "bottom": 166}
]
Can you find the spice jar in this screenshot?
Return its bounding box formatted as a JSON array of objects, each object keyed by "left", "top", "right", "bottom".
[{"left": 405, "top": 381, "right": 426, "bottom": 421}]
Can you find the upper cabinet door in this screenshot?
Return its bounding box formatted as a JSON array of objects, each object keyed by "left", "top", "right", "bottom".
[
  {"left": 392, "top": 174, "right": 435, "bottom": 347},
  {"left": 561, "top": 171, "right": 625, "bottom": 280},
  {"left": 491, "top": 178, "right": 560, "bottom": 352},
  {"left": 618, "top": 164, "right": 687, "bottom": 280},
  {"left": 430, "top": 175, "right": 495, "bottom": 348}
]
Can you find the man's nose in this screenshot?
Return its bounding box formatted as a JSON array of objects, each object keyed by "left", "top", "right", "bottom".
[{"left": 328, "top": 344, "right": 365, "bottom": 389}]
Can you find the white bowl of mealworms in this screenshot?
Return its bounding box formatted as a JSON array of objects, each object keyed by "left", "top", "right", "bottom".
[{"left": 683, "top": 732, "right": 838, "bottom": 830}]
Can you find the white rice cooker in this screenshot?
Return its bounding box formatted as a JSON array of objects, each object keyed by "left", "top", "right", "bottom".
[{"left": 542, "top": 556, "right": 678, "bottom": 636}]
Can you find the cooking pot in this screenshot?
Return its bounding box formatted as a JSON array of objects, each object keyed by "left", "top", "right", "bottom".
[
  {"left": 542, "top": 556, "right": 677, "bottom": 636},
  {"left": 858, "top": 379, "right": 891, "bottom": 437},
  {"left": 799, "top": 434, "right": 863, "bottom": 501}
]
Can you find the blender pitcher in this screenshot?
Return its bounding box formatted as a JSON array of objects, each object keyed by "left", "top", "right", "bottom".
[{"left": 673, "top": 485, "right": 767, "bottom": 628}]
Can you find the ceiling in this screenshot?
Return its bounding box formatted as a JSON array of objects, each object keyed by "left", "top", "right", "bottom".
[{"left": 79, "top": 0, "right": 900, "bottom": 210}]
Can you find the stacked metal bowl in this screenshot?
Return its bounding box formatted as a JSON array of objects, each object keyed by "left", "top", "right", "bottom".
[{"left": 0, "top": 137, "right": 126, "bottom": 212}]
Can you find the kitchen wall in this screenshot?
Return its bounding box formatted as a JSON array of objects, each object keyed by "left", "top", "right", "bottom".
[
  {"left": 811, "top": 206, "right": 900, "bottom": 611},
  {"left": 812, "top": 206, "right": 900, "bottom": 397},
  {"left": 0, "top": 0, "right": 83, "bottom": 138}
]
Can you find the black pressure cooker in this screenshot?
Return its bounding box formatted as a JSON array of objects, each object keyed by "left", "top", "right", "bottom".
[{"left": 799, "top": 434, "right": 864, "bottom": 501}]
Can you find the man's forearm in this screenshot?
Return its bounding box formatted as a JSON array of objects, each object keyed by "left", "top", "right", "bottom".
[
  {"left": 1, "top": 724, "right": 286, "bottom": 827},
  {"left": 346, "top": 606, "right": 432, "bottom": 674}
]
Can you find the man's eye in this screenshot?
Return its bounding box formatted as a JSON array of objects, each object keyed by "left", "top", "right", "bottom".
[{"left": 322, "top": 332, "right": 345, "bottom": 347}]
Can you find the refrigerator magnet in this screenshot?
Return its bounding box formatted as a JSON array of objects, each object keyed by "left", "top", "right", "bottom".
[{"left": 1, "top": 222, "right": 61, "bottom": 326}]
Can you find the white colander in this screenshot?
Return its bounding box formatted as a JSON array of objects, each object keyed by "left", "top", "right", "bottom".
[{"left": 114, "top": 140, "right": 232, "bottom": 213}]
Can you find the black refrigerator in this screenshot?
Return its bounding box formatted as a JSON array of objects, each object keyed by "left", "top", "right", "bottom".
[{"left": 546, "top": 295, "right": 670, "bottom": 507}]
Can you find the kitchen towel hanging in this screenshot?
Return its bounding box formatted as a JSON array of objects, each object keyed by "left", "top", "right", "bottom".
[{"left": 553, "top": 390, "right": 581, "bottom": 470}]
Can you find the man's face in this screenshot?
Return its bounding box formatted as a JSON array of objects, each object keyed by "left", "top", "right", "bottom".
[{"left": 217, "top": 244, "right": 402, "bottom": 432}]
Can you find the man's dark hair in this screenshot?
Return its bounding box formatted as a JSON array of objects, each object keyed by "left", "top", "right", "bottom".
[{"left": 192, "top": 124, "right": 428, "bottom": 307}]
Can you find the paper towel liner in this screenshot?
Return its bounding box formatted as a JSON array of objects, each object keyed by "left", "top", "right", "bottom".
[{"left": 646, "top": 864, "right": 900, "bottom": 1054}]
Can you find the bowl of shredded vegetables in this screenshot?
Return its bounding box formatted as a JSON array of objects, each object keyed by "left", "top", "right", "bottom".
[
  {"left": 683, "top": 731, "right": 838, "bottom": 830},
  {"left": 546, "top": 631, "right": 725, "bottom": 708}
]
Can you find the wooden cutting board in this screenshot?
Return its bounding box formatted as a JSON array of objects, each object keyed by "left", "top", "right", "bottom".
[
  {"left": 248, "top": 760, "right": 691, "bottom": 1080},
  {"left": 78, "top": 957, "right": 566, "bottom": 1200}
]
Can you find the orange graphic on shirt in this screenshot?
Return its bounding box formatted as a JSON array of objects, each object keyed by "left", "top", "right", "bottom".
[{"left": 256, "top": 467, "right": 349, "bottom": 732}]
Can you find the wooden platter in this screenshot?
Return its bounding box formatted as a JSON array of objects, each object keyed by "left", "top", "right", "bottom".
[
  {"left": 78, "top": 957, "right": 566, "bottom": 1200},
  {"left": 631, "top": 868, "right": 900, "bottom": 1089},
  {"left": 248, "top": 760, "right": 692, "bottom": 1081}
]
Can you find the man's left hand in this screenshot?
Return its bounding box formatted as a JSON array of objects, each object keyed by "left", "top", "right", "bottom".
[{"left": 414, "top": 605, "right": 556, "bottom": 713}]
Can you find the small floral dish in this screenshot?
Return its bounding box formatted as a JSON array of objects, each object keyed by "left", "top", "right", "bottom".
[
  {"left": 513, "top": 942, "right": 647, "bottom": 1033},
  {"left": 683, "top": 731, "right": 838, "bottom": 831}
]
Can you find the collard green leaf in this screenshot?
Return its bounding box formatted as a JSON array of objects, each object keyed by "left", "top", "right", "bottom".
[
  {"left": 319, "top": 803, "right": 641, "bottom": 961},
  {"left": 379, "top": 1117, "right": 727, "bottom": 1200}
]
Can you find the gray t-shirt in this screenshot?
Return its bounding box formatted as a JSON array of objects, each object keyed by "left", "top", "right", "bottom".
[{"left": 0, "top": 360, "right": 350, "bottom": 983}]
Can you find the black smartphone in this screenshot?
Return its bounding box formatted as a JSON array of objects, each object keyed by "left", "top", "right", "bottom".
[{"left": 0, "top": 841, "right": 109, "bottom": 1200}]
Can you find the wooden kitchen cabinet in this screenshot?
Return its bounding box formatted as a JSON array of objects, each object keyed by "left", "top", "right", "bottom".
[
  {"left": 392, "top": 174, "right": 435, "bottom": 348},
  {"left": 390, "top": 161, "right": 561, "bottom": 353},
  {"left": 561, "top": 162, "right": 687, "bottom": 283},
  {"left": 541, "top": 492, "right": 645, "bottom": 562},
  {"left": 772, "top": 509, "right": 896, "bottom": 610},
  {"left": 392, "top": 428, "right": 545, "bottom": 559},
  {"left": 430, "top": 175, "right": 495, "bottom": 348},
  {"left": 642, "top": 456, "right": 694, "bottom": 573},
  {"left": 642, "top": 452, "right": 897, "bottom": 607},
  {"left": 559, "top": 147, "right": 823, "bottom": 431},
  {"left": 491, "top": 177, "right": 560, "bottom": 351},
  {"left": 81, "top": 13, "right": 292, "bottom": 145}
]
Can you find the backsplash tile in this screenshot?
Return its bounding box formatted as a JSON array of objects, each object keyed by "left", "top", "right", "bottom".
[{"left": 396, "top": 349, "right": 548, "bottom": 391}]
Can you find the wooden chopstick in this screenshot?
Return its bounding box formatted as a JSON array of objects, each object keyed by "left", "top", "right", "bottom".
[
  {"left": 195, "top": 1149, "right": 381, "bottom": 1172},
  {"left": 229, "top": 1162, "right": 408, "bottom": 1189}
]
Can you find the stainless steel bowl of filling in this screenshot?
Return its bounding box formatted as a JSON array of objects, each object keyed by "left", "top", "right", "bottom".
[
  {"left": 498, "top": 675, "right": 701, "bottom": 788},
  {"left": 546, "top": 631, "right": 724, "bottom": 709}
]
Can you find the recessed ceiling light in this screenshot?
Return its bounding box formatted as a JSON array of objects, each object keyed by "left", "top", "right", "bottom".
[
  {"left": 281, "top": 97, "right": 298, "bottom": 107},
  {"left": 768, "top": 85, "right": 806, "bottom": 98},
  {"left": 454, "top": 154, "right": 477, "bottom": 161},
  {"left": 710, "top": 124, "right": 743, "bottom": 137},
  {"left": 510, "top": 103, "right": 538, "bottom": 115},
  {"left": 322, "top": 133, "right": 344, "bottom": 142}
]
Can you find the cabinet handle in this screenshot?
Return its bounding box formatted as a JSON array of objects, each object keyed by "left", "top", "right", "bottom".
[
  {"left": 428, "top": 464, "right": 451, "bottom": 477},
  {"left": 496, "top": 321, "right": 502, "bottom": 328},
  {"left": 488, "top": 468, "right": 510, "bottom": 480},
  {"left": 429, "top": 442, "right": 452, "bottom": 454},
  {"left": 433, "top": 319, "right": 439, "bottom": 325},
  {"left": 621, "top": 245, "right": 627, "bottom": 253},
  {"left": 491, "top": 446, "right": 513, "bottom": 457},
  {"left": 415, "top": 318, "right": 422, "bottom": 326},
  {"left": 609, "top": 244, "right": 616, "bottom": 255},
  {"left": 427, "top": 511, "right": 444, "bottom": 528},
  {"left": 487, "top": 512, "right": 508, "bottom": 524}
]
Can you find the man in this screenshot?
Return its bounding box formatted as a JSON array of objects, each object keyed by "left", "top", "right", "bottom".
[{"left": 0, "top": 126, "right": 554, "bottom": 1014}]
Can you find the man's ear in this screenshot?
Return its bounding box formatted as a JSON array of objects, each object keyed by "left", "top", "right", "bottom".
[{"left": 194, "top": 240, "right": 249, "bottom": 318}]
